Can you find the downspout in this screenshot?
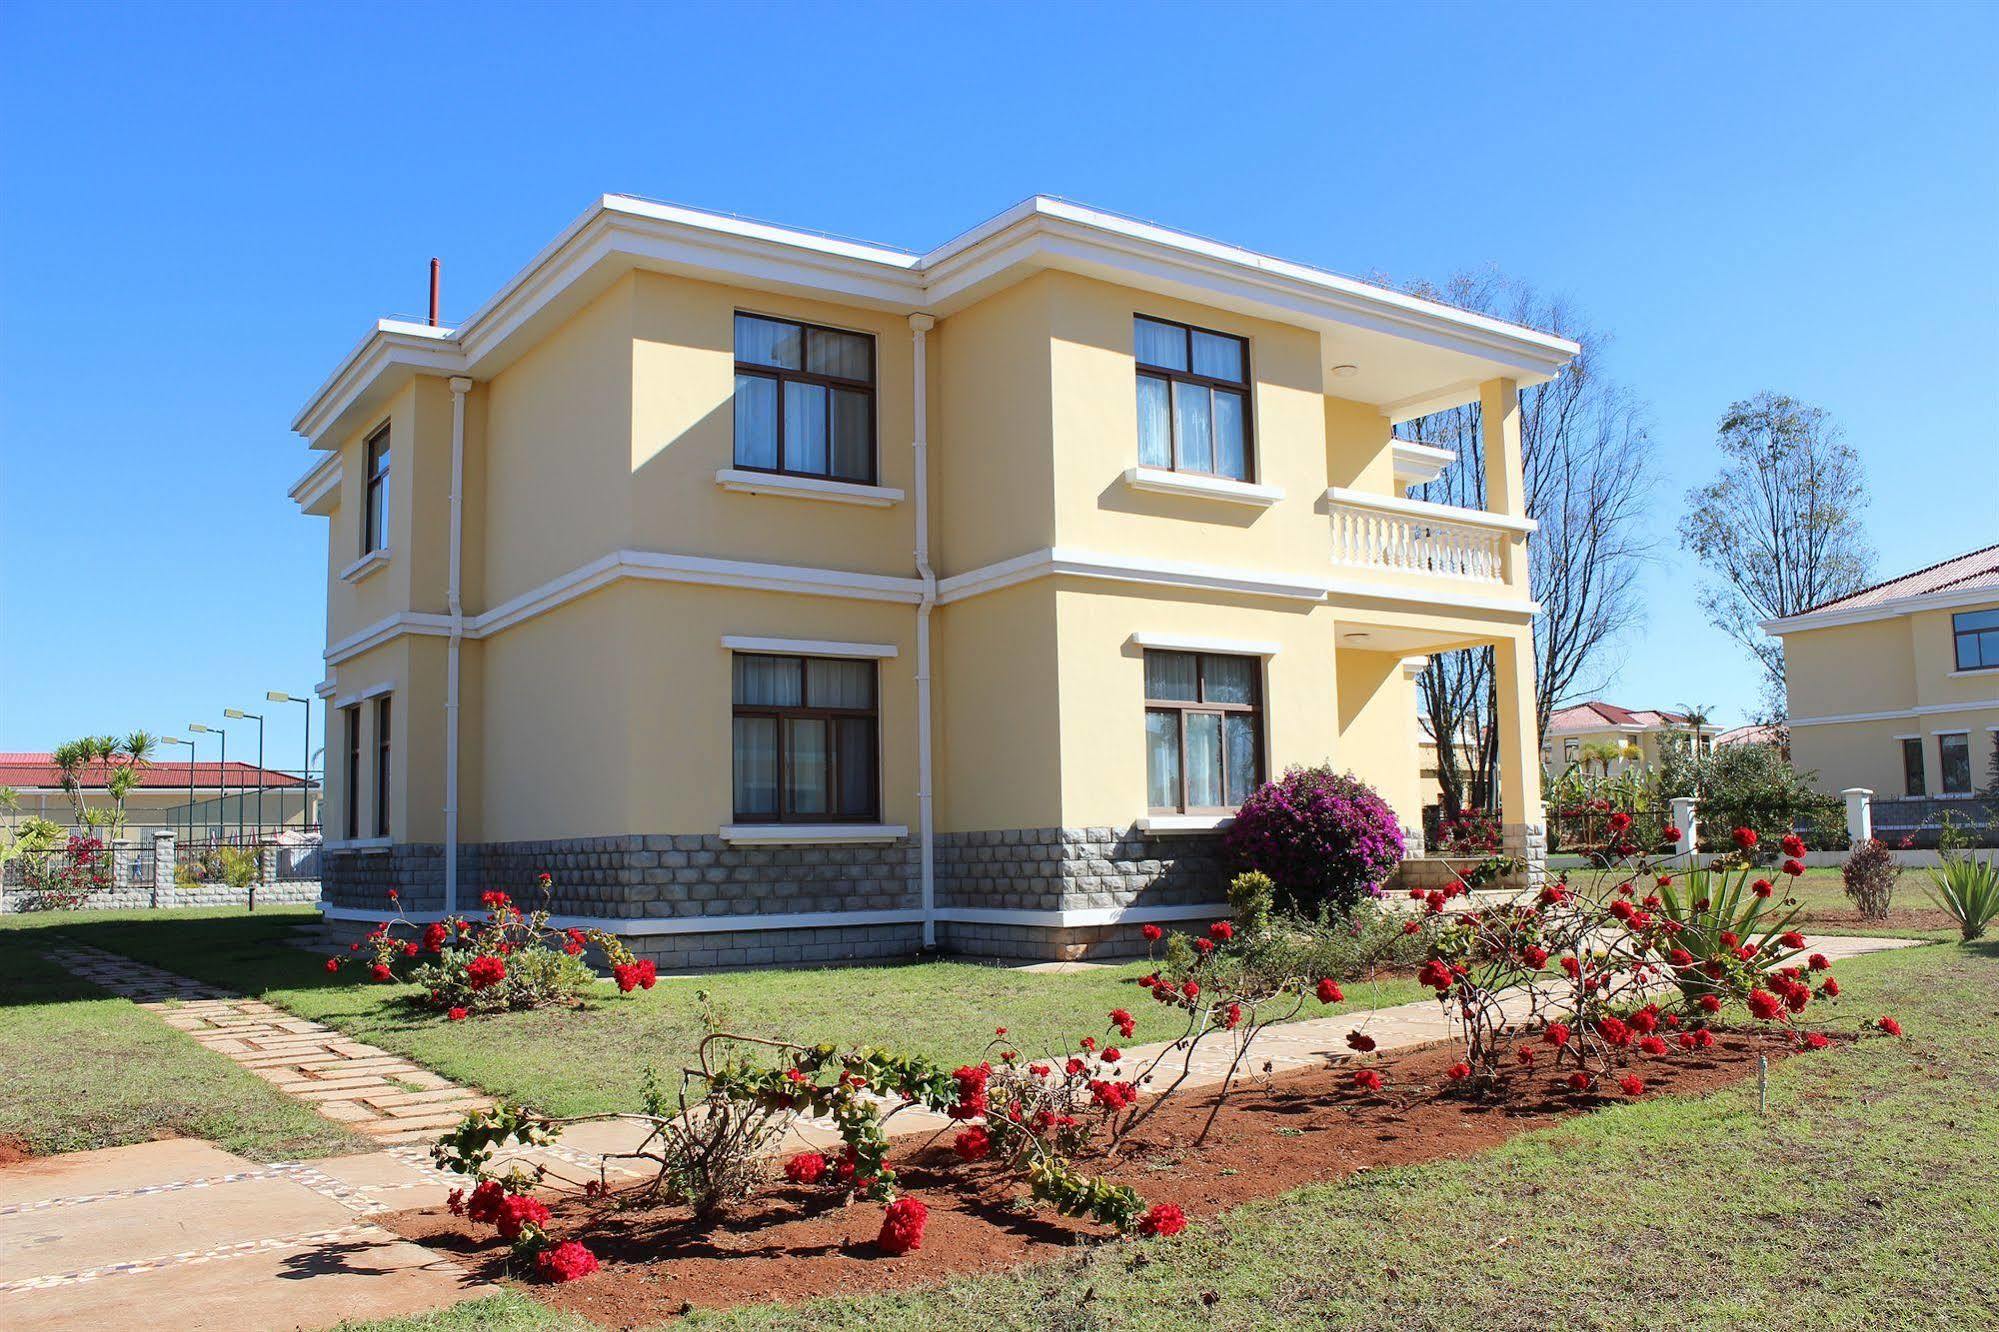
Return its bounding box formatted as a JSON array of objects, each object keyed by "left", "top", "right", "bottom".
[
  {"left": 445, "top": 375, "right": 472, "bottom": 917},
  {"left": 909, "top": 315, "right": 937, "bottom": 950}
]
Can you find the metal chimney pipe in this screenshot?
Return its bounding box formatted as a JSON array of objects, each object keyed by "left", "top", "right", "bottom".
[{"left": 428, "top": 258, "right": 441, "bottom": 326}]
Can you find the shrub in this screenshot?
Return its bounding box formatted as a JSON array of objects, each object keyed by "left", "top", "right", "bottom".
[
  {"left": 1841, "top": 839, "right": 1899, "bottom": 920},
  {"left": 1925, "top": 853, "right": 1999, "bottom": 941},
  {"left": 1224, "top": 765, "right": 1404, "bottom": 916},
  {"left": 18, "top": 834, "right": 113, "bottom": 911}
]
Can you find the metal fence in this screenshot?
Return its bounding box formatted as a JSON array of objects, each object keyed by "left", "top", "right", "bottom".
[
  {"left": 1870, "top": 796, "right": 1999, "bottom": 849},
  {"left": 1547, "top": 804, "right": 1675, "bottom": 854}
]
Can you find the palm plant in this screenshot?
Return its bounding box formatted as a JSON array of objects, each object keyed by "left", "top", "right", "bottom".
[{"left": 1925, "top": 853, "right": 1999, "bottom": 942}]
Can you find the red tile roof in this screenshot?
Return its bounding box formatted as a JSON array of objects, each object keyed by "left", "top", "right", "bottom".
[
  {"left": 0, "top": 754, "right": 306, "bottom": 790},
  {"left": 1546, "top": 702, "right": 1700, "bottom": 734},
  {"left": 1800, "top": 543, "right": 1999, "bottom": 615}
]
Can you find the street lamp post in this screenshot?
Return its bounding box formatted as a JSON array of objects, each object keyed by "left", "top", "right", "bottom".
[
  {"left": 224, "top": 709, "right": 266, "bottom": 838},
  {"left": 267, "top": 691, "right": 314, "bottom": 830},
  {"left": 187, "top": 724, "right": 224, "bottom": 840},
  {"left": 160, "top": 736, "right": 195, "bottom": 836}
]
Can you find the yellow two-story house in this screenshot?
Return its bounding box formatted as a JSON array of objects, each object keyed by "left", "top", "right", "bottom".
[{"left": 289, "top": 196, "right": 1575, "bottom": 963}]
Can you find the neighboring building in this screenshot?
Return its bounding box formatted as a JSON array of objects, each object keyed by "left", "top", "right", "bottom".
[
  {"left": 1540, "top": 702, "right": 1718, "bottom": 776},
  {"left": 289, "top": 195, "right": 1575, "bottom": 963},
  {"left": 1713, "top": 722, "right": 1783, "bottom": 750},
  {"left": 0, "top": 754, "right": 312, "bottom": 835},
  {"left": 1766, "top": 543, "right": 1999, "bottom": 800}
]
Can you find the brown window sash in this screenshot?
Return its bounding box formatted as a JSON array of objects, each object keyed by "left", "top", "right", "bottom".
[
  {"left": 1143, "top": 651, "right": 1264, "bottom": 815},
  {"left": 733, "top": 314, "right": 877, "bottom": 485},
  {"left": 730, "top": 655, "right": 880, "bottom": 823},
  {"left": 1134, "top": 315, "right": 1254, "bottom": 482}
]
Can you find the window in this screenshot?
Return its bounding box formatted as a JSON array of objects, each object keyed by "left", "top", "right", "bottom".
[
  {"left": 733, "top": 313, "right": 875, "bottom": 484},
  {"left": 1143, "top": 650, "right": 1262, "bottom": 813},
  {"left": 374, "top": 696, "right": 393, "bottom": 837},
  {"left": 342, "top": 705, "right": 361, "bottom": 840},
  {"left": 362, "top": 424, "right": 391, "bottom": 554},
  {"left": 731, "top": 654, "right": 879, "bottom": 822},
  {"left": 1902, "top": 737, "right": 1926, "bottom": 797},
  {"left": 1563, "top": 739, "right": 1580, "bottom": 765},
  {"left": 1939, "top": 732, "right": 1972, "bottom": 795},
  {"left": 1133, "top": 316, "right": 1252, "bottom": 482},
  {"left": 1953, "top": 609, "right": 1999, "bottom": 671}
]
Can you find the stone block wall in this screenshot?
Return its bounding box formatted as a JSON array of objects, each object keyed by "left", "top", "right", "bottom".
[{"left": 934, "top": 826, "right": 1229, "bottom": 913}]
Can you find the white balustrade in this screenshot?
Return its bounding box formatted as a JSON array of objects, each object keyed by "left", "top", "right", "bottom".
[{"left": 1326, "top": 490, "right": 1523, "bottom": 583}]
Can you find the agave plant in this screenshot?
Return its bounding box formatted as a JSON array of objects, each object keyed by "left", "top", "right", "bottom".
[
  {"left": 1649, "top": 861, "right": 1811, "bottom": 1007},
  {"left": 1924, "top": 853, "right": 1999, "bottom": 942}
]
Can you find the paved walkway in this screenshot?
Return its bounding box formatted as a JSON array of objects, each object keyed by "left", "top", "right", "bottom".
[{"left": 2, "top": 932, "right": 1926, "bottom": 1331}]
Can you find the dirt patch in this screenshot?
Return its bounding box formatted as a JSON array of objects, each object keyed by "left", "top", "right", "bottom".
[
  {"left": 0, "top": 1134, "right": 35, "bottom": 1166},
  {"left": 382, "top": 1027, "right": 1831, "bottom": 1323},
  {"left": 1800, "top": 904, "right": 1958, "bottom": 933}
]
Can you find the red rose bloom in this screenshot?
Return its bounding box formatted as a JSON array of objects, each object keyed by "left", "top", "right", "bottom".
[
  {"left": 1567, "top": 1071, "right": 1592, "bottom": 1092},
  {"left": 1698, "top": 994, "right": 1722, "bottom": 1013},
  {"left": 1352, "top": 1068, "right": 1383, "bottom": 1093},
  {"left": 952, "top": 1126, "right": 991, "bottom": 1161},
  {"left": 1618, "top": 1075, "right": 1645, "bottom": 1097},
  {"left": 1808, "top": 953, "right": 1831, "bottom": 971},
  {"left": 464, "top": 1180, "right": 506, "bottom": 1225},
  {"left": 784, "top": 1152, "right": 828, "bottom": 1185},
  {"left": 1638, "top": 1035, "right": 1668, "bottom": 1056},
  {"left": 1607, "top": 811, "right": 1632, "bottom": 835},
  {"left": 1543, "top": 1022, "right": 1571, "bottom": 1047},
  {"left": 447, "top": 1006, "right": 468, "bottom": 1022},
  {"left": 1780, "top": 833, "right": 1806, "bottom": 858},
  {"left": 324, "top": 957, "right": 341, "bottom": 973},
  {"left": 1782, "top": 857, "right": 1807, "bottom": 877},
  {"left": 1445, "top": 1062, "right": 1472, "bottom": 1081},
  {"left": 1138, "top": 1202, "right": 1188, "bottom": 1237},
  {"left": 1208, "top": 920, "right": 1234, "bottom": 942},
  {"left": 1522, "top": 945, "right": 1548, "bottom": 968},
  {"left": 1732, "top": 827, "right": 1759, "bottom": 850},
  {"left": 1417, "top": 959, "right": 1454, "bottom": 992},
  {"left": 1110, "top": 1008, "right": 1137, "bottom": 1038},
  {"left": 1747, "top": 989, "right": 1784, "bottom": 1021},
  {"left": 495, "top": 1192, "right": 551, "bottom": 1242},
  {"left": 1516, "top": 1046, "right": 1536, "bottom": 1066},
  {"left": 1141, "top": 924, "right": 1163, "bottom": 943},
  {"left": 534, "top": 1239, "right": 598, "bottom": 1283},
  {"left": 1315, "top": 978, "right": 1346, "bottom": 1005},
  {"left": 369, "top": 963, "right": 393, "bottom": 983},
  {"left": 1820, "top": 977, "right": 1840, "bottom": 997},
  {"left": 1878, "top": 1015, "right": 1903, "bottom": 1037},
  {"left": 1181, "top": 980, "right": 1200, "bottom": 1000},
  {"left": 1223, "top": 1002, "right": 1243, "bottom": 1030},
  {"left": 878, "top": 1196, "right": 928, "bottom": 1255},
  {"left": 464, "top": 955, "right": 506, "bottom": 990},
  {"left": 1779, "top": 931, "right": 1807, "bottom": 950},
  {"left": 949, "top": 1063, "right": 991, "bottom": 1119},
  {"left": 1802, "top": 1032, "right": 1831, "bottom": 1050}
]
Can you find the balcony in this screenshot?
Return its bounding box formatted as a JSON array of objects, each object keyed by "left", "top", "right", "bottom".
[{"left": 1325, "top": 489, "right": 1534, "bottom": 587}]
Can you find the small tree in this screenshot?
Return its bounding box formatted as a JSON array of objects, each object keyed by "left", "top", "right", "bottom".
[{"left": 1841, "top": 839, "right": 1899, "bottom": 921}]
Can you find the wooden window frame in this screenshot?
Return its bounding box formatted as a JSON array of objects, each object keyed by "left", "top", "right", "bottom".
[
  {"left": 730, "top": 653, "right": 881, "bottom": 823},
  {"left": 1901, "top": 736, "right": 1927, "bottom": 798},
  {"left": 362, "top": 423, "right": 391, "bottom": 555},
  {"left": 732, "top": 313, "right": 878, "bottom": 485},
  {"left": 1143, "top": 650, "right": 1264, "bottom": 815},
  {"left": 1938, "top": 731, "right": 1973, "bottom": 796},
  {"left": 342, "top": 704, "right": 360, "bottom": 840},
  {"left": 374, "top": 695, "right": 392, "bottom": 838},
  {"left": 1952, "top": 609, "right": 1999, "bottom": 671},
  {"left": 1133, "top": 314, "right": 1255, "bottom": 483}
]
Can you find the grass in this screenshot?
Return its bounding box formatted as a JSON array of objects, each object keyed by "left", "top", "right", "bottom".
[
  {"left": 1776, "top": 867, "right": 1962, "bottom": 940},
  {"left": 343, "top": 938, "right": 1999, "bottom": 1331},
  {"left": 0, "top": 906, "right": 1427, "bottom": 1119},
  {"left": 0, "top": 922, "right": 367, "bottom": 1160}
]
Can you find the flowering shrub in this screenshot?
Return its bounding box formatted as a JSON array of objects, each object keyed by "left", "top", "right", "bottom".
[
  {"left": 16, "top": 834, "right": 113, "bottom": 910},
  {"left": 1224, "top": 765, "right": 1405, "bottom": 915},
  {"left": 1435, "top": 809, "right": 1503, "bottom": 856},
  {"left": 325, "top": 875, "right": 643, "bottom": 1014},
  {"left": 443, "top": 1165, "right": 593, "bottom": 1281}
]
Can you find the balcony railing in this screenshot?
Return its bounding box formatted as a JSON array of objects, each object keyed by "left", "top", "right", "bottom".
[{"left": 1325, "top": 489, "right": 1534, "bottom": 585}]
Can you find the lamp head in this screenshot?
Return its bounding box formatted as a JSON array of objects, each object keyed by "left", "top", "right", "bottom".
[
  {"left": 266, "top": 691, "right": 294, "bottom": 703},
  {"left": 188, "top": 723, "right": 212, "bottom": 733}
]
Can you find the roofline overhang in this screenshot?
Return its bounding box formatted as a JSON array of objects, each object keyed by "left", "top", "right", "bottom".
[
  {"left": 1762, "top": 582, "right": 1999, "bottom": 635},
  {"left": 291, "top": 194, "right": 1581, "bottom": 447}
]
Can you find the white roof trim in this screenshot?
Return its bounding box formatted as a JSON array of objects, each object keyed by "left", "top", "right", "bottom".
[
  {"left": 721, "top": 636, "right": 898, "bottom": 659},
  {"left": 1391, "top": 439, "right": 1456, "bottom": 487},
  {"left": 1763, "top": 582, "right": 1999, "bottom": 634},
  {"left": 292, "top": 194, "right": 1579, "bottom": 446},
  {"left": 1787, "top": 698, "right": 1999, "bottom": 727},
  {"left": 289, "top": 451, "right": 342, "bottom": 513},
  {"left": 1127, "top": 632, "right": 1281, "bottom": 656}
]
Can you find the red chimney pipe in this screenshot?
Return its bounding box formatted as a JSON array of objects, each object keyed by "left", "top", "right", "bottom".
[{"left": 428, "top": 258, "right": 441, "bottom": 327}]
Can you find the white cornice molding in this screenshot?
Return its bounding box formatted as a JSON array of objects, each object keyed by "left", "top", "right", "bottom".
[
  {"left": 1323, "top": 577, "right": 1539, "bottom": 618},
  {"left": 1763, "top": 583, "right": 1999, "bottom": 635},
  {"left": 324, "top": 611, "right": 453, "bottom": 666},
  {"left": 1391, "top": 439, "right": 1456, "bottom": 487},
  {"left": 938, "top": 547, "right": 1329, "bottom": 606},
  {"left": 718, "top": 823, "right": 909, "bottom": 846},
  {"left": 1324, "top": 487, "right": 1537, "bottom": 534},
  {"left": 1120, "top": 466, "right": 1283, "bottom": 508},
  {"left": 316, "top": 899, "right": 1229, "bottom": 932},
  {"left": 1787, "top": 699, "right": 1999, "bottom": 727},
  {"left": 720, "top": 635, "right": 899, "bottom": 659},
  {"left": 1127, "top": 632, "right": 1281, "bottom": 656},
  {"left": 715, "top": 468, "right": 904, "bottom": 507},
  {"left": 289, "top": 451, "right": 342, "bottom": 514}
]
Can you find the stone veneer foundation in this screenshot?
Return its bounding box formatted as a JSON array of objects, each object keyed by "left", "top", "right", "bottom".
[{"left": 323, "top": 826, "right": 1238, "bottom": 965}]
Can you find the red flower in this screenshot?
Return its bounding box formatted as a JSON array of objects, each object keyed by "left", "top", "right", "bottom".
[
  {"left": 1808, "top": 953, "right": 1831, "bottom": 971},
  {"left": 1779, "top": 931, "right": 1807, "bottom": 950},
  {"left": 1417, "top": 959, "right": 1454, "bottom": 992},
  {"left": 1595, "top": 1016, "right": 1631, "bottom": 1047},
  {"left": 422, "top": 922, "right": 449, "bottom": 953},
  {"left": 1732, "top": 827, "right": 1759, "bottom": 850},
  {"left": 1181, "top": 980, "right": 1200, "bottom": 1000},
  {"left": 1543, "top": 1022, "right": 1571, "bottom": 1048},
  {"left": 1138, "top": 1202, "right": 1188, "bottom": 1237},
  {"left": 1352, "top": 1068, "right": 1383, "bottom": 1093},
  {"left": 1345, "top": 1031, "right": 1376, "bottom": 1053},
  {"left": 1781, "top": 858, "right": 1807, "bottom": 877},
  {"left": 369, "top": 963, "right": 393, "bottom": 983},
  {"left": 1141, "top": 924, "right": 1163, "bottom": 943},
  {"left": 1819, "top": 977, "right": 1840, "bottom": 997},
  {"left": 1445, "top": 1062, "right": 1471, "bottom": 1081},
  {"left": 1194, "top": 937, "right": 1215, "bottom": 954},
  {"left": 448, "top": 1006, "right": 468, "bottom": 1022},
  {"left": 878, "top": 1196, "right": 928, "bottom": 1255},
  {"left": 495, "top": 1192, "right": 551, "bottom": 1241},
  {"left": 1780, "top": 833, "right": 1806, "bottom": 858},
  {"left": 1878, "top": 1015, "right": 1903, "bottom": 1037},
  {"left": 952, "top": 1126, "right": 991, "bottom": 1161},
  {"left": 1668, "top": 947, "right": 1694, "bottom": 966},
  {"left": 1521, "top": 945, "right": 1548, "bottom": 969},
  {"left": 1110, "top": 1008, "right": 1137, "bottom": 1038},
  {"left": 784, "top": 1152, "right": 828, "bottom": 1185},
  {"left": 465, "top": 955, "right": 506, "bottom": 990},
  {"left": 1618, "top": 1075, "right": 1645, "bottom": 1097},
  {"left": 464, "top": 1180, "right": 506, "bottom": 1225},
  {"left": 1516, "top": 1046, "right": 1536, "bottom": 1066},
  {"left": 1208, "top": 920, "right": 1234, "bottom": 942},
  {"left": 1801, "top": 1032, "right": 1831, "bottom": 1050},
  {"left": 949, "top": 1063, "right": 992, "bottom": 1119},
  {"left": 1567, "top": 1071, "right": 1592, "bottom": 1092},
  {"left": 324, "top": 957, "right": 341, "bottom": 973},
  {"left": 1698, "top": 994, "right": 1722, "bottom": 1013},
  {"left": 1561, "top": 956, "right": 1581, "bottom": 979},
  {"left": 1607, "top": 811, "right": 1633, "bottom": 835},
  {"left": 1747, "top": 989, "right": 1784, "bottom": 1021},
  {"left": 534, "top": 1239, "right": 598, "bottom": 1283},
  {"left": 1638, "top": 1035, "right": 1668, "bottom": 1056},
  {"left": 1090, "top": 1078, "right": 1138, "bottom": 1111},
  {"left": 402, "top": 941, "right": 419, "bottom": 958},
  {"left": 1749, "top": 878, "right": 1774, "bottom": 899},
  {"left": 1101, "top": 1047, "right": 1122, "bottom": 1063}
]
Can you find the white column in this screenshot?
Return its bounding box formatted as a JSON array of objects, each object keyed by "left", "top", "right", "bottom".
[
  {"left": 152, "top": 830, "right": 177, "bottom": 908},
  {"left": 1668, "top": 796, "right": 1698, "bottom": 861},
  {"left": 1841, "top": 788, "right": 1873, "bottom": 846}
]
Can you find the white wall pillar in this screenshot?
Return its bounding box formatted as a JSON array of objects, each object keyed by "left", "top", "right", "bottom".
[
  {"left": 1841, "top": 788, "right": 1873, "bottom": 846},
  {"left": 1669, "top": 796, "right": 1698, "bottom": 860}
]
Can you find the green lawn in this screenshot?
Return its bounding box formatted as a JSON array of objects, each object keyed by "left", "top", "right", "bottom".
[
  {"left": 1, "top": 907, "right": 1426, "bottom": 1120},
  {"left": 1777, "top": 866, "right": 1962, "bottom": 940},
  {"left": 345, "top": 937, "right": 1999, "bottom": 1331},
  {"left": 0, "top": 922, "right": 366, "bottom": 1160}
]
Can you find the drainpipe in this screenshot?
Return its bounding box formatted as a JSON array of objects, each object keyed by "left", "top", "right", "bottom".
[
  {"left": 909, "top": 315, "right": 938, "bottom": 950},
  {"left": 445, "top": 376, "right": 471, "bottom": 917}
]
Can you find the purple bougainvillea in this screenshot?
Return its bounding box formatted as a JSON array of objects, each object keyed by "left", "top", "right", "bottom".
[{"left": 1223, "top": 765, "right": 1405, "bottom": 916}]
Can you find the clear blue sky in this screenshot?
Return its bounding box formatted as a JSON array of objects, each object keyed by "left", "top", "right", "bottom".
[{"left": 3, "top": 1, "right": 1995, "bottom": 774}]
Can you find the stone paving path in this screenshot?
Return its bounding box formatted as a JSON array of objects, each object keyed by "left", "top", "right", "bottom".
[{"left": 48, "top": 943, "right": 494, "bottom": 1145}]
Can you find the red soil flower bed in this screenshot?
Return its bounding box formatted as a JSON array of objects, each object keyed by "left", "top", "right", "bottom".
[
  {"left": 0, "top": 1134, "right": 34, "bottom": 1166},
  {"left": 382, "top": 1028, "right": 1826, "bottom": 1323}
]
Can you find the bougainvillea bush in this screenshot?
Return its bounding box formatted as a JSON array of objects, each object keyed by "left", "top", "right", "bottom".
[
  {"left": 1223, "top": 765, "right": 1404, "bottom": 916},
  {"left": 326, "top": 874, "right": 648, "bottom": 1014},
  {"left": 16, "top": 834, "right": 113, "bottom": 911}
]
